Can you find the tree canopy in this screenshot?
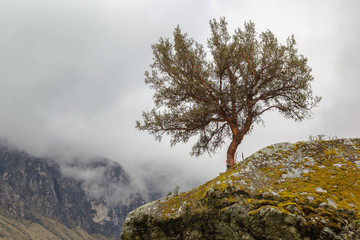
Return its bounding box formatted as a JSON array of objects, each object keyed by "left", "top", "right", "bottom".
[{"left": 136, "top": 18, "right": 321, "bottom": 169}]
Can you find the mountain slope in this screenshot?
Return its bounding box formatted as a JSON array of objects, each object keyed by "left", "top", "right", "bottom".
[
  {"left": 0, "top": 211, "right": 108, "bottom": 240},
  {"left": 120, "top": 138, "right": 360, "bottom": 240},
  {"left": 0, "top": 144, "right": 145, "bottom": 239}
]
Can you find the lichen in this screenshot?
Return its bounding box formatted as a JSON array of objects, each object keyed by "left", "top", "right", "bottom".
[
  {"left": 155, "top": 139, "right": 360, "bottom": 221},
  {"left": 121, "top": 138, "right": 360, "bottom": 240}
]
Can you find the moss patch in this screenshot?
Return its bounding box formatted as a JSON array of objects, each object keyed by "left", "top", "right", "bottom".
[
  {"left": 121, "top": 138, "right": 360, "bottom": 240},
  {"left": 161, "top": 139, "right": 358, "bottom": 210}
]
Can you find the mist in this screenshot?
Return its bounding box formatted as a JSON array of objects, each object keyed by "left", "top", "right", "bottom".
[{"left": 0, "top": 0, "right": 359, "bottom": 196}]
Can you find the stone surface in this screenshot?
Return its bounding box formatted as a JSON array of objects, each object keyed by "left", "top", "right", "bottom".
[{"left": 120, "top": 138, "right": 360, "bottom": 240}]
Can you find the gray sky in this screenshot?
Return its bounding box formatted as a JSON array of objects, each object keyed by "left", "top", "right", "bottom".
[{"left": 0, "top": 0, "right": 359, "bottom": 191}]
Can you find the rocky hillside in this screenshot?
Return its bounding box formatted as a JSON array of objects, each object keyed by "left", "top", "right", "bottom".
[
  {"left": 0, "top": 212, "right": 108, "bottom": 240},
  {"left": 0, "top": 144, "right": 145, "bottom": 239},
  {"left": 120, "top": 138, "right": 360, "bottom": 240}
]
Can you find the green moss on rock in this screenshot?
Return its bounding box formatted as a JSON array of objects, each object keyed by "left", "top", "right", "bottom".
[{"left": 121, "top": 138, "right": 360, "bottom": 240}]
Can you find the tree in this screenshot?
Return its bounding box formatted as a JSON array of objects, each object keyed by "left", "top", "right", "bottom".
[{"left": 136, "top": 18, "right": 321, "bottom": 169}]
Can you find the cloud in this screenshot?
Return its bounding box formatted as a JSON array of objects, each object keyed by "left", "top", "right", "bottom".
[
  {"left": 0, "top": 0, "right": 359, "bottom": 195},
  {"left": 59, "top": 157, "right": 141, "bottom": 204}
]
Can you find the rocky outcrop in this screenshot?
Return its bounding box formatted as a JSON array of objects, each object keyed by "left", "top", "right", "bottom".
[
  {"left": 120, "top": 138, "right": 360, "bottom": 240},
  {"left": 0, "top": 144, "right": 145, "bottom": 239}
]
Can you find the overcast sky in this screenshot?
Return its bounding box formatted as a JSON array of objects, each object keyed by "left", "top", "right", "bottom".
[{"left": 0, "top": 0, "right": 359, "bottom": 191}]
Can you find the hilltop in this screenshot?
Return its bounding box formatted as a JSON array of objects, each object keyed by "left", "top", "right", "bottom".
[{"left": 120, "top": 138, "right": 360, "bottom": 240}]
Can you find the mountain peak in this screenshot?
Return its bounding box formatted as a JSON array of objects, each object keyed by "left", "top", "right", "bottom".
[{"left": 0, "top": 146, "right": 145, "bottom": 239}]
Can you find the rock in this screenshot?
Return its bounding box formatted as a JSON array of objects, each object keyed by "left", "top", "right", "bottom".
[
  {"left": 284, "top": 214, "right": 299, "bottom": 225},
  {"left": 120, "top": 138, "right": 360, "bottom": 240},
  {"left": 315, "top": 187, "right": 327, "bottom": 193}
]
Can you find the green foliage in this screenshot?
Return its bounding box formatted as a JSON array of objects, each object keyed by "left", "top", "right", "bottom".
[{"left": 137, "top": 18, "right": 321, "bottom": 163}]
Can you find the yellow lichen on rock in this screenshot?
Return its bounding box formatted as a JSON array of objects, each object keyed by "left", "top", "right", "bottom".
[{"left": 121, "top": 138, "right": 360, "bottom": 240}]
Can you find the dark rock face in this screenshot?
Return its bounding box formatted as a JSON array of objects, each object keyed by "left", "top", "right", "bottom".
[
  {"left": 120, "top": 138, "right": 360, "bottom": 240},
  {"left": 0, "top": 145, "right": 145, "bottom": 239}
]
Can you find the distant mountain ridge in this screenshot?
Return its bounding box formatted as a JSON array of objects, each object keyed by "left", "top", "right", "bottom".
[{"left": 0, "top": 144, "right": 145, "bottom": 239}]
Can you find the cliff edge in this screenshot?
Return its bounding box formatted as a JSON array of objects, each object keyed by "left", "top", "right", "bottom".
[{"left": 120, "top": 138, "right": 360, "bottom": 240}]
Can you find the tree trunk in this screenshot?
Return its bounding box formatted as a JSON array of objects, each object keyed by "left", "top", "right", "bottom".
[
  {"left": 226, "top": 138, "right": 239, "bottom": 169},
  {"left": 226, "top": 125, "right": 242, "bottom": 169},
  {"left": 226, "top": 115, "right": 253, "bottom": 169}
]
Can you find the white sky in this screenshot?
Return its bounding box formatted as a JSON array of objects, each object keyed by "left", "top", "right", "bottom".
[{"left": 0, "top": 0, "right": 359, "bottom": 192}]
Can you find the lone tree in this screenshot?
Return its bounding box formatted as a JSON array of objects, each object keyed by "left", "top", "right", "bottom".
[{"left": 136, "top": 18, "right": 321, "bottom": 169}]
